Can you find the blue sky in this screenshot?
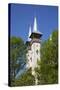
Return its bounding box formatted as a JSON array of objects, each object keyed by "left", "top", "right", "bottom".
[{"left": 10, "top": 3, "right": 58, "bottom": 42}]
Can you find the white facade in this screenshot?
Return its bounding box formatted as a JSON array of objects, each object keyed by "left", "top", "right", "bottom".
[
  {"left": 31, "top": 41, "right": 40, "bottom": 69},
  {"left": 27, "top": 42, "right": 40, "bottom": 68}
]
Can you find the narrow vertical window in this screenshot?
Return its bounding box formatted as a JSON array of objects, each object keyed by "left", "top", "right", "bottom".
[
  {"left": 36, "top": 49, "right": 38, "bottom": 55},
  {"left": 30, "top": 57, "right": 32, "bottom": 62}
]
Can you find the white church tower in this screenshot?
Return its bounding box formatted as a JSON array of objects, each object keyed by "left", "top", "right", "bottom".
[
  {"left": 26, "top": 17, "right": 42, "bottom": 76},
  {"left": 16, "top": 17, "right": 42, "bottom": 80}
]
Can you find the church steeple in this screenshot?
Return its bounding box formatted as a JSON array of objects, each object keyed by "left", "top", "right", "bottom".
[
  {"left": 28, "top": 25, "right": 31, "bottom": 41},
  {"left": 33, "top": 17, "right": 37, "bottom": 32},
  {"left": 26, "top": 16, "right": 43, "bottom": 84},
  {"left": 30, "top": 17, "right": 42, "bottom": 39}
]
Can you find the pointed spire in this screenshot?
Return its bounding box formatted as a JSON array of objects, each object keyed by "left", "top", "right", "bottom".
[
  {"left": 50, "top": 34, "right": 52, "bottom": 41},
  {"left": 28, "top": 26, "right": 31, "bottom": 37},
  {"left": 33, "top": 17, "right": 37, "bottom": 32},
  {"left": 28, "top": 25, "right": 31, "bottom": 41}
]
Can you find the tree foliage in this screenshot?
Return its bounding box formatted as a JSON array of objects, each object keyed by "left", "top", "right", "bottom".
[
  {"left": 10, "top": 37, "right": 27, "bottom": 86},
  {"left": 11, "top": 68, "right": 35, "bottom": 86},
  {"left": 36, "top": 30, "right": 58, "bottom": 84},
  {"left": 10, "top": 30, "right": 58, "bottom": 86}
]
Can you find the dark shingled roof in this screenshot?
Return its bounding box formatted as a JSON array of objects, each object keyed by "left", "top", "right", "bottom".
[{"left": 30, "top": 31, "right": 43, "bottom": 39}]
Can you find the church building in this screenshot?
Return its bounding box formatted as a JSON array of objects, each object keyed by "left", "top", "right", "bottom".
[{"left": 16, "top": 17, "right": 42, "bottom": 79}]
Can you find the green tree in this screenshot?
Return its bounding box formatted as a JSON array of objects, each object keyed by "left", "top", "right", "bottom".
[
  {"left": 12, "top": 68, "right": 35, "bottom": 86},
  {"left": 10, "top": 37, "right": 27, "bottom": 86},
  {"left": 36, "top": 30, "right": 58, "bottom": 84}
]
